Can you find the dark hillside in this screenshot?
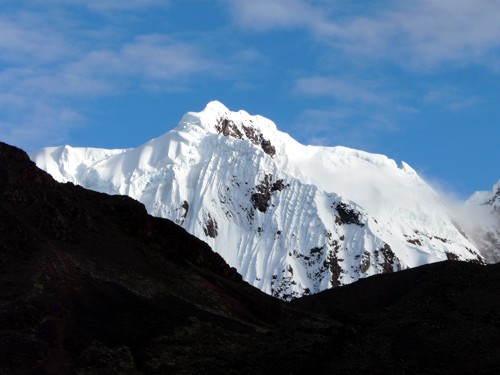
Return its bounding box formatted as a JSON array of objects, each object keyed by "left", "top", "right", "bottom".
[
  {"left": 294, "top": 260, "right": 500, "bottom": 374},
  {"left": 0, "top": 142, "right": 333, "bottom": 374},
  {"left": 1, "top": 142, "right": 499, "bottom": 374}
]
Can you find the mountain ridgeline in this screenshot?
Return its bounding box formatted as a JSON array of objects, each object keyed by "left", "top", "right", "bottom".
[
  {"left": 31, "top": 101, "right": 486, "bottom": 300},
  {"left": 2, "top": 141, "right": 500, "bottom": 374}
]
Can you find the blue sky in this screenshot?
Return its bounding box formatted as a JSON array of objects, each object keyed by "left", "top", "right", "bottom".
[{"left": 1, "top": 0, "right": 499, "bottom": 198}]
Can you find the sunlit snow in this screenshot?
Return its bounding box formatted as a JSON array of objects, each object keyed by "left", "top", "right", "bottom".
[{"left": 30, "top": 101, "right": 484, "bottom": 299}]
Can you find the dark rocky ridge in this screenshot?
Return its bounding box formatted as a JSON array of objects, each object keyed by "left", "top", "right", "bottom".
[
  {"left": 215, "top": 116, "right": 276, "bottom": 157},
  {"left": 1, "top": 142, "right": 500, "bottom": 374},
  {"left": 250, "top": 173, "right": 287, "bottom": 213},
  {"left": 334, "top": 202, "right": 364, "bottom": 226}
]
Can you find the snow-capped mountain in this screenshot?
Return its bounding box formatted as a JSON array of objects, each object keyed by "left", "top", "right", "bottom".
[
  {"left": 30, "top": 101, "right": 484, "bottom": 299},
  {"left": 465, "top": 181, "right": 500, "bottom": 263}
]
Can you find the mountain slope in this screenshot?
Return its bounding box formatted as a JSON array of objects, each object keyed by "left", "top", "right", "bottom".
[
  {"left": 466, "top": 180, "right": 500, "bottom": 263},
  {"left": 0, "top": 141, "right": 320, "bottom": 374},
  {"left": 2, "top": 141, "right": 500, "bottom": 374},
  {"left": 294, "top": 260, "right": 500, "bottom": 374},
  {"left": 31, "top": 101, "right": 483, "bottom": 299}
]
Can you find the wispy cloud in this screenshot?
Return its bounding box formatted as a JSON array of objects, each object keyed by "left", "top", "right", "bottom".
[
  {"left": 60, "top": 35, "right": 223, "bottom": 93},
  {"left": 336, "top": 0, "right": 500, "bottom": 69},
  {"left": 0, "top": 99, "right": 83, "bottom": 151},
  {"left": 292, "top": 105, "right": 402, "bottom": 152},
  {"left": 119, "top": 35, "right": 223, "bottom": 81},
  {"left": 0, "top": 10, "right": 82, "bottom": 149},
  {"left": 225, "top": 0, "right": 499, "bottom": 150},
  {"left": 295, "top": 76, "right": 390, "bottom": 106},
  {"left": 226, "top": 0, "right": 331, "bottom": 32},
  {"left": 424, "top": 88, "right": 480, "bottom": 112},
  {"left": 0, "top": 17, "right": 74, "bottom": 64},
  {"left": 3, "top": 0, "right": 498, "bottom": 156},
  {"left": 0, "top": 6, "right": 224, "bottom": 150},
  {"left": 226, "top": 0, "right": 500, "bottom": 69},
  {"left": 292, "top": 75, "right": 407, "bottom": 148},
  {"left": 47, "top": 0, "right": 169, "bottom": 11}
]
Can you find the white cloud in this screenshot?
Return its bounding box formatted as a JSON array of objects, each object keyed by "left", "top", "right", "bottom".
[
  {"left": 424, "top": 88, "right": 480, "bottom": 112},
  {"left": 0, "top": 13, "right": 223, "bottom": 92},
  {"left": 293, "top": 107, "right": 394, "bottom": 151},
  {"left": 226, "top": 0, "right": 332, "bottom": 32},
  {"left": 295, "top": 76, "right": 389, "bottom": 106},
  {"left": 0, "top": 100, "right": 83, "bottom": 151},
  {"left": 58, "top": 35, "right": 223, "bottom": 93},
  {"left": 0, "top": 17, "right": 74, "bottom": 64},
  {"left": 293, "top": 75, "right": 405, "bottom": 149},
  {"left": 1, "top": 66, "right": 114, "bottom": 97},
  {"left": 46, "top": 0, "right": 168, "bottom": 11},
  {"left": 294, "top": 75, "right": 415, "bottom": 121},
  {"left": 226, "top": 0, "right": 500, "bottom": 69},
  {"left": 121, "top": 35, "right": 222, "bottom": 81},
  {"left": 337, "top": 0, "right": 500, "bottom": 68},
  {"left": 0, "top": 7, "right": 224, "bottom": 150}
]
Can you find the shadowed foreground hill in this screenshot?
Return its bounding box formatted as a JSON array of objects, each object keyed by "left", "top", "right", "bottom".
[
  {"left": 0, "top": 142, "right": 499, "bottom": 374},
  {"left": 0, "top": 142, "right": 329, "bottom": 374},
  {"left": 294, "top": 260, "right": 500, "bottom": 374}
]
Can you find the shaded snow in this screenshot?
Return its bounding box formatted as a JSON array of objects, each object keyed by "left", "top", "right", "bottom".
[{"left": 463, "top": 180, "right": 500, "bottom": 263}]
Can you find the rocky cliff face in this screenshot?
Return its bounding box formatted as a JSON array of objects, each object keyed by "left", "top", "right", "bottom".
[{"left": 31, "top": 101, "right": 484, "bottom": 299}]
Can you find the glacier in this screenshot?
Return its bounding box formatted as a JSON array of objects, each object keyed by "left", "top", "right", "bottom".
[{"left": 31, "top": 101, "right": 484, "bottom": 300}]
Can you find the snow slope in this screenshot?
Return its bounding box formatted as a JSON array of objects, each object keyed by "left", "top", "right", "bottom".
[
  {"left": 466, "top": 181, "right": 500, "bottom": 263},
  {"left": 30, "top": 101, "right": 484, "bottom": 299}
]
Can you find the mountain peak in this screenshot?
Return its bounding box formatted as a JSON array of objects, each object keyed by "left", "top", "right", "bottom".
[
  {"left": 203, "top": 99, "right": 231, "bottom": 113},
  {"left": 4, "top": 140, "right": 500, "bottom": 374},
  {"left": 176, "top": 101, "right": 280, "bottom": 157},
  {"left": 181, "top": 101, "right": 276, "bottom": 133},
  {"left": 30, "top": 103, "right": 484, "bottom": 299}
]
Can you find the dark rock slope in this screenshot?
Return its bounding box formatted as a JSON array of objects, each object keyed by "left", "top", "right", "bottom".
[
  {"left": 294, "top": 260, "right": 500, "bottom": 374},
  {"left": 1, "top": 141, "right": 499, "bottom": 374},
  {"left": 0, "top": 142, "right": 321, "bottom": 374}
]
